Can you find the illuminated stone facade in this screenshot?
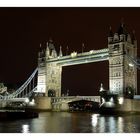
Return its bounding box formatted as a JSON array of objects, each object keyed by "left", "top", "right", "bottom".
[
  {"left": 36, "top": 45, "right": 46, "bottom": 93},
  {"left": 46, "top": 62, "right": 62, "bottom": 97},
  {"left": 36, "top": 23, "right": 137, "bottom": 97},
  {"left": 108, "top": 24, "right": 137, "bottom": 96},
  {"left": 36, "top": 42, "right": 63, "bottom": 97}
]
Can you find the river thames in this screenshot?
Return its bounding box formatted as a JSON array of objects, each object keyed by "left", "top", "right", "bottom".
[{"left": 0, "top": 112, "right": 140, "bottom": 133}]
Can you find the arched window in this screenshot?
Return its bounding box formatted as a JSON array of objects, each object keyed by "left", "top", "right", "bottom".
[{"left": 48, "top": 89, "right": 56, "bottom": 97}]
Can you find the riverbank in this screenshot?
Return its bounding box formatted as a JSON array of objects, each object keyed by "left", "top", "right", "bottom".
[{"left": 0, "top": 108, "right": 38, "bottom": 120}]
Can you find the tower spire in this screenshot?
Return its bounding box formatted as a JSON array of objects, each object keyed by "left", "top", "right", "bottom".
[
  {"left": 108, "top": 26, "right": 114, "bottom": 44},
  {"left": 39, "top": 43, "right": 42, "bottom": 53},
  {"left": 82, "top": 43, "right": 85, "bottom": 53},
  {"left": 132, "top": 30, "right": 137, "bottom": 45},
  {"left": 121, "top": 17, "right": 124, "bottom": 27},
  {"left": 132, "top": 30, "right": 136, "bottom": 40},
  {"left": 46, "top": 41, "right": 50, "bottom": 59},
  {"left": 66, "top": 45, "right": 69, "bottom": 55},
  {"left": 117, "top": 19, "right": 127, "bottom": 35},
  {"left": 46, "top": 41, "right": 49, "bottom": 47},
  {"left": 59, "top": 45, "right": 63, "bottom": 57},
  {"left": 99, "top": 83, "right": 105, "bottom": 92},
  {"left": 108, "top": 26, "right": 113, "bottom": 37}
]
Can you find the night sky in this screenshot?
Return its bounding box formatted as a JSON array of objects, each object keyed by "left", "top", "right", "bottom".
[{"left": 0, "top": 7, "right": 140, "bottom": 96}]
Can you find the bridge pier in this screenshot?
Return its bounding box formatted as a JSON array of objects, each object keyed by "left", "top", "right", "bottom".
[
  {"left": 52, "top": 102, "right": 69, "bottom": 111},
  {"left": 34, "top": 97, "right": 52, "bottom": 111}
]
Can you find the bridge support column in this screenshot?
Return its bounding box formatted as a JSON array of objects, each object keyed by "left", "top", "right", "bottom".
[
  {"left": 34, "top": 97, "right": 52, "bottom": 110},
  {"left": 46, "top": 63, "right": 62, "bottom": 97}
]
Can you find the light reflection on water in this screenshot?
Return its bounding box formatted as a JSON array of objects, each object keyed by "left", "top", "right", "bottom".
[
  {"left": 91, "top": 114, "right": 98, "bottom": 127},
  {"left": 21, "top": 124, "right": 29, "bottom": 133},
  {"left": 91, "top": 115, "right": 124, "bottom": 133},
  {"left": 0, "top": 112, "right": 140, "bottom": 133}
]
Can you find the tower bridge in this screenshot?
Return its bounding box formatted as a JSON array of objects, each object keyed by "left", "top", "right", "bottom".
[
  {"left": 37, "top": 47, "right": 110, "bottom": 97},
  {"left": 0, "top": 22, "right": 139, "bottom": 111},
  {"left": 36, "top": 23, "right": 137, "bottom": 99}
]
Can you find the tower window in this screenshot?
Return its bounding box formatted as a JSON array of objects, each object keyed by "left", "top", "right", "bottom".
[{"left": 113, "top": 44, "right": 119, "bottom": 51}]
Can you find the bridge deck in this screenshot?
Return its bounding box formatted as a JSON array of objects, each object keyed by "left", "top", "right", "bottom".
[{"left": 47, "top": 48, "right": 109, "bottom": 66}]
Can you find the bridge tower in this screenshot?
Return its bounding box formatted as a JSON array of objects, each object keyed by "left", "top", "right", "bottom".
[
  {"left": 36, "top": 44, "right": 46, "bottom": 94},
  {"left": 36, "top": 41, "right": 62, "bottom": 97},
  {"left": 45, "top": 41, "right": 62, "bottom": 97},
  {"left": 108, "top": 23, "right": 137, "bottom": 97}
]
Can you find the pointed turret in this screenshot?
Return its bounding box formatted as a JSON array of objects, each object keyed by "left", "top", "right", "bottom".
[
  {"left": 46, "top": 39, "right": 58, "bottom": 58},
  {"left": 132, "top": 30, "right": 136, "bottom": 40},
  {"left": 38, "top": 44, "right": 41, "bottom": 58},
  {"left": 46, "top": 42, "right": 50, "bottom": 59},
  {"left": 59, "top": 46, "right": 63, "bottom": 57},
  {"left": 38, "top": 43, "right": 43, "bottom": 58},
  {"left": 39, "top": 43, "right": 42, "bottom": 53},
  {"left": 117, "top": 18, "right": 127, "bottom": 35},
  {"left": 66, "top": 45, "right": 69, "bottom": 55},
  {"left": 49, "top": 40, "right": 55, "bottom": 50},
  {"left": 99, "top": 83, "right": 105, "bottom": 92},
  {"left": 113, "top": 33, "right": 119, "bottom": 42},
  {"left": 127, "top": 34, "right": 132, "bottom": 43},
  {"left": 82, "top": 43, "right": 85, "bottom": 53},
  {"left": 108, "top": 26, "right": 113, "bottom": 44},
  {"left": 117, "top": 20, "right": 128, "bottom": 41},
  {"left": 109, "top": 26, "right": 113, "bottom": 37},
  {"left": 132, "top": 30, "right": 137, "bottom": 45},
  {"left": 51, "top": 49, "right": 57, "bottom": 58}
]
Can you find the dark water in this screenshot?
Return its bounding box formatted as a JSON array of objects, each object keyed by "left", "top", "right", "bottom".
[{"left": 0, "top": 112, "right": 140, "bottom": 133}]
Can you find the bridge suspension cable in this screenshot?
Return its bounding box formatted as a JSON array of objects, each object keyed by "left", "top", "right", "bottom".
[{"left": 2, "top": 68, "right": 38, "bottom": 100}]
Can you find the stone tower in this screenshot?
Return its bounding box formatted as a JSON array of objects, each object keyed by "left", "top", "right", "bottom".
[
  {"left": 36, "top": 44, "right": 46, "bottom": 93},
  {"left": 108, "top": 23, "right": 137, "bottom": 97},
  {"left": 45, "top": 41, "right": 62, "bottom": 97},
  {"left": 36, "top": 40, "right": 63, "bottom": 97}
]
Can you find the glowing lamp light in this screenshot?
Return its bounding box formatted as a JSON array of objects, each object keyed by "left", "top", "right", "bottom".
[
  {"left": 25, "top": 98, "right": 29, "bottom": 103},
  {"left": 110, "top": 97, "right": 114, "bottom": 102},
  {"left": 22, "top": 124, "right": 29, "bottom": 133},
  {"left": 91, "top": 114, "right": 99, "bottom": 127},
  {"left": 129, "top": 63, "right": 134, "bottom": 67},
  {"left": 89, "top": 50, "right": 94, "bottom": 54},
  {"left": 118, "top": 97, "right": 124, "bottom": 105},
  {"left": 29, "top": 99, "right": 35, "bottom": 106},
  {"left": 71, "top": 52, "right": 77, "bottom": 58},
  {"left": 102, "top": 98, "right": 105, "bottom": 103}
]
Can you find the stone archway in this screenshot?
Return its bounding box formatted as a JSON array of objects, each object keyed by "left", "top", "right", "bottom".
[{"left": 48, "top": 89, "right": 56, "bottom": 97}]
